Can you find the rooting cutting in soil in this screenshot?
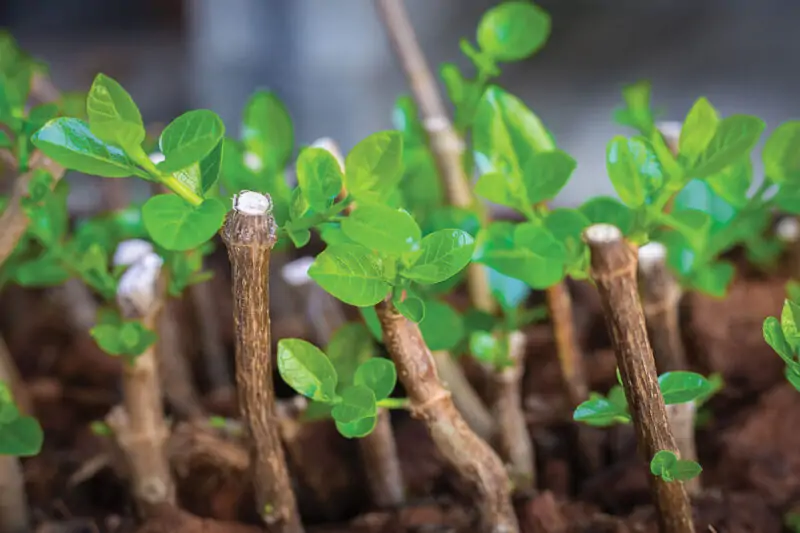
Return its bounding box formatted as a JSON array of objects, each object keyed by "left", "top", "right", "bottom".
[{"left": 2, "top": 1, "right": 800, "bottom": 532}]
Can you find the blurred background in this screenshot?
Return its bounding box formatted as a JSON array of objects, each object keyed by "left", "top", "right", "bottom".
[{"left": 3, "top": 0, "right": 800, "bottom": 208}]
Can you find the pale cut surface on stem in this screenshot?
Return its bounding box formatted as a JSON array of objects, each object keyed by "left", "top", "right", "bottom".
[
  {"left": 585, "top": 224, "right": 694, "bottom": 533},
  {"left": 376, "top": 300, "right": 518, "bottom": 533},
  {"left": 374, "top": 0, "right": 495, "bottom": 315},
  {"left": 108, "top": 259, "right": 177, "bottom": 517},
  {"left": 638, "top": 242, "right": 688, "bottom": 373},
  {"left": 491, "top": 330, "right": 535, "bottom": 493},
  {"left": 221, "top": 195, "right": 304, "bottom": 533}
]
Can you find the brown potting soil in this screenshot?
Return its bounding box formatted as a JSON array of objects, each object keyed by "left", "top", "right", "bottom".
[{"left": 3, "top": 247, "right": 797, "bottom": 533}]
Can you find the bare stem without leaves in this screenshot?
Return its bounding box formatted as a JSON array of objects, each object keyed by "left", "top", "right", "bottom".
[
  {"left": 433, "top": 351, "right": 496, "bottom": 441},
  {"left": 376, "top": 300, "right": 518, "bottom": 533},
  {"left": 545, "top": 282, "right": 588, "bottom": 407},
  {"left": 491, "top": 331, "right": 534, "bottom": 493},
  {"left": 107, "top": 254, "right": 176, "bottom": 517},
  {"left": 584, "top": 224, "right": 694, "bottom": 533},
  {"left": 221, "top": 192, "right": 303, "bottom": 533},
  {"left": 156, "top": 299, "right": 204, "bottom": 420}
]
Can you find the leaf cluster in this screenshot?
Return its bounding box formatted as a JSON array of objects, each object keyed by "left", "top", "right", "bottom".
[{"left": 649, "top": 450, "right": 702, "bottom": 483}]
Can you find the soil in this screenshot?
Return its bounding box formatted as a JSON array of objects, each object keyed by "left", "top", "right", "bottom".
[{"left": 2, "top": 243, "right": 798, "bottom": 533}]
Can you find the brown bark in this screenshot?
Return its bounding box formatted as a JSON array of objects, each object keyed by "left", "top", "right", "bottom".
[
  {"left": 491, "top": 330, "right": 535, "bottom": 493},
  {"left": 108, "top": 259, "right": 176, "bottom": 517},
  {"left": 220, "top": 192, "right": 303, "bottom": 533},
  {"left": 665, "top": 402, "right": 700, "bottom": 496},
  {"left": 156, "top": 299, "right": 204, "bottom": 420},
  {"left": 638, "top": 242, "right": 688, "bottom": 373},
  {"left": 374, "top": 0, "right": 495, "bottom": 315},
  {"left": 545, "top": 282, "right": 588, "bottom": 407},
  {"left": 375, "top": 300, "right": 518, "bottom": 533},
  {"left": 433, "top": 351, "right": 496, "bottom": 441},
  {"left": 584, "top": 224, "right": 694, "bottom": 533},
  {"left": 188, "top": 280, "right": 233, "bottom": 400}
]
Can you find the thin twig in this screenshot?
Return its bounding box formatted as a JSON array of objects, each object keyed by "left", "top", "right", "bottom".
[
  {"left": 107, "top": 252, "right": 177, "bottom": 518},
  {"left": 221, "top": 191, "right": 303, "bottom": 533},
  {"left": 584, "top": 224, "right": 694, "bottom": 533},
  {"left": 374, "top": 0, "right": 495, "bottom": 315},
  {"left": 375, "top": 299, "right": 518, "bottom": 533}
]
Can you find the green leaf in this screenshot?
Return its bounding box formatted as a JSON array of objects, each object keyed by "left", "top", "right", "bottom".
[
  {"left": 242, "top": 91, "right": 294, "bottom": 171},
  {"left": 158, "top": 110, "right": 225, "bottom": 176},
  {"left": 579, "top": 196, "right": 634, "bottom": 235},
  {"left": 308, "top": 244, "right": 392, "bottom": 306},
  {"left": 393, "top": 293, "right": 425, "bottom": 323},
  {"left": 522, "top": 149, "right": 576, "bottom": 204},
  {"left": 573, "top": 396, "right": 630, "bottom": 427},
  {"left": 782, "top": 299, "right": 800, "bottom": 350},
  {"left": 705, "top": 158, "right": 752, "bottom": 208},
  {"left": 763, "top": 121, "right": 800, "bottom": 183},
  {"left": 354, "top": 358, "right": 396, "bottom": 402},
  {"left": 86, "top": 73, "right": 145, "bottom": 149},
  {"left": 673, "top": 179, "right": 736, "bottom": 231},
  {"left": 686, "top": 115, "right": 765, "bottom": 178},
  {"left": 402, "top": 229, "right": 475, "bottom": 284},
  {"left": 606, "top": 136, "right": 662, "bottom": 208},
  {"left": 277, "top": 339, "right": 338, "bottom": 402},
  {"left": 679, "top": 97, "right": 718, "bottom": 160},
  {"left": 474, "top": 172, "right": 522, "bottom": 210},
  {"left": 473, "top": 86, "right": 553, "bottom": 182},
  {"left": 13, "top": 255, "right": 69, "bottom": 287},
  {"left": 90, "top": 321, "right": 156, "bottom": 358},
  {"left": 0, "top": 416, "right": 43, "bottom": 456},
  {"left": 341, "top": 204, "right": 421, "bottom": 255},
  {"left": 650, "top": 450, "right": 678, "bottom": 477},
  {"left": 614, "top": 80, "right": 655, "bottom": 134},
  {"left": 331, "top": 385, "right": 377, "bottom": 424},
  {"left": 0, "top": 131, "right": 11, "bottom": 149},
  {"left": 658, "top": 371, "right": 712, "bottom": 405},
  {"left": 669, "top": 459, "right": 703, "bottom": 481},
  {"left": 296, "top": 147, "right": 343, "bottom": 212},
  {"left": 689, "top": 261, "right": 734, "bottom": 298},
  {"left": 142, "top": 195, "right": 226, "bottom": 252},
  {"left": 477, "top": 1, "right": 550, "bottom": 62},
  {"left": 327, "top": 323, "right": 375, "bottom": 388},
  {"left": 469, "top": 330, "right": 500, "bottom": 365},
  {"left": 31, "top": 118, "right": 139, "bottom": 177},
  {"left": 418, "top": 300, "right": 465, "bottom": 351},
  {"left": 543, "top": 208, "right": 591, "bottom": 274},
  {"left": 344, "top": 131, "right": 403, "bottom": 201},
  {"left": 663, "top": 209, "right": 711, "bottom": 252},
  {"left": 359, "top": 306, "right": 383, "bottom": 343},
  {"left": 335, "top": 415, "right": 378, "bottom": 439},
  {"left": 785, "top": 365, "right": 800, "bottom": 393}
]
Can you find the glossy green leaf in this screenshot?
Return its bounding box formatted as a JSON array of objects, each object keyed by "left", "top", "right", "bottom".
[
  {"left": 673, "top": 179, "right": 736, "bottom": 230},
  {"left": 327, "top": 323, "right": 375, "bottom": 388},
  {"left": 658, "top": 371, "right": 712, "bottom": 405},
  {"left": 606, "top": 136, "right": 662, "bottom": 208},
  {"left": 663, "top": 209, "right": 711, "bottom": 252},
  {"left": 308, "top": 244, "right": 391, "bottom": 306},
  {"left": 344, "top": 131, "right": 403, "bottom": 201},
  {"left": 669, "top": 460, "right": 703, "bottom": 481},
  {"left": 331, "top": 385, "right": 377, "bottom": 424},
  {"left": 418, "top": 300, "right": 465, "bottom": 351},
  {"left": 522, "top": 149, "right": 576, "bottom": 204},
  {"left": 86, "top": 73, "right": 145, "bottom": 149},
  {"left": 614, "top": 80, "right": 655, "bottom": 135},
  {"left": 296, "top": 147, "right": 343, "bottom": 211},
  {"left": 277, "top": 339, "right": 338, "bottom": 402},
  {"left": 764, "top": 315, "right": 794, "bottom": 366},
  {"left": 705, "top": 158, "right": 752, "bottom": 208},
  {"left": 473, "top": 86, "right": 553, "bottom": 182},
  {"left": 785, "top": 365, "right": 800, "bottom": 393},
  {"left": 359, "top": 306, "right": 384, "bottom": 343},
  {"left": 393, "top": 293, "right": 425, "bottom": 323},
  {"left": 354, "top": 358, "right": 396, "bottom": 402},
  {"left": 477, "top": 1, "right": 550, "bottom": 62},
  {"left": 90, "top": 321, "right": 156, "bottom": 358},
  {"left": 686, "top": 115, "right": 765, "bottom": 178},
  {"left": 782, "top": 299, "right": 800, "bottom": 350},
  {"left": 422, "top": 206, "right": 480, "bottom": 237},
  {"left": 13, "top": 255, "right": 69, "bottom": 287},
  {"left": 0, "top": 416, "right": 43, "bottom": 456},
  {"left": 474, "top": 172, "right": 522, "bottom": 210},
  {"left": 335, "top": 415, "right": 378, "bottom": 439},
  {"left": 763, "top": 121, "right": 800, "bottom": 183},
  {"left": 649, "top": 450, "right": 678, "bottom": 477},
  {"left": 31, "top": 118, "right": 139, "bottom": 177},
  {"left": 573, "top": 395, "right": 631, "bottom": 427},
  {"left": 341, "top": 204, "right": 421, "bottom": 255},
  {"left": 142, "top": 195, "right": 226, "bottom": 251},
  {"left": 579, "top": 196, "right": 634, "bottom": 235},
  {"left": 158, "top": 110, "right": 225, "bottom": 176},
  {"left": 650, "top": 450, "right": 702, "bottom": 482},
  {"left": 543, "top": 208, "right": 591, "bottom": 274},
  {"left": 679, "top": 97, "right": 718, "bottom": 160},
  {"left": 402, "top": 229, "right": 474, "bottom": 284},
  {"left": 242, "top": 91, "right": 294, "bottom": 171}
]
